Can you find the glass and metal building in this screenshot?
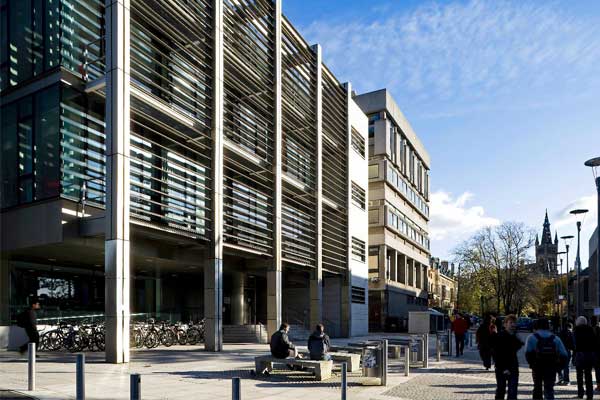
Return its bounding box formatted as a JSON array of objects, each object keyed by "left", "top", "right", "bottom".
[
  {"left": 0, "top": 0, "right": 369, "bottom": 362},
  {"left": 354, "top": 89, "right": 431, "bottom": 332}
]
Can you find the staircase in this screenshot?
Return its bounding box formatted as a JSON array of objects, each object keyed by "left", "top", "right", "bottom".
[
  {"left": 223, "top": 324, "right": 268, "bottom": 344},
  {"left": 288, "top": 324, "right": 312, "bottom": 343}
]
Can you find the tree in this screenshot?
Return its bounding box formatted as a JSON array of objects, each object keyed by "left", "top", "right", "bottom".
[{"left": 454, "top": 222, "right": 536, "bottom": 315}]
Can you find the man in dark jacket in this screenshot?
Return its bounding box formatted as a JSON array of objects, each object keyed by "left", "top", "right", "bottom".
[
  {"left": 492, "top": 314, "right": 523, "bottom": 399},
  {"left": 557, "top": 323, "right": 574, "bottom": 385},
  {"left": 18, "top": 296, "right": 41, "bottom": 354},
  {"left": 307, "top": 324, "right": 331, "bottom": 361},
  {"left": 270, "top": 323, "right": 297, "bottom": 359},
  {"left": 574, "top": 316, "right": 596, "bottom": 399},
  {"left": 477, "top": 314, "right": 497, "bottom": 370}
]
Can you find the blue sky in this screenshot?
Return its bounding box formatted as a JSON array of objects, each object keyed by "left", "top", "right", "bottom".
[{"left": 284, "top": 0, "right": 600, "bottom": 268}]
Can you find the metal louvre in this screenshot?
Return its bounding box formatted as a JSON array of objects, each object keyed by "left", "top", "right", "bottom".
[
  {"left": 280, "top": 18, "right": 317, "bottom": 266},
  {"left": 127, "top": 0, "right": 213, "bottom": 239},
  {"left": 321, "top": 68, "right": 348, "bottom": 273},
  {"left": 222, "top": 0, "right": 276, "bottom": 255}
]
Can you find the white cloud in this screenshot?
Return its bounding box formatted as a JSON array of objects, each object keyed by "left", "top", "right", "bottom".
[
  {"left": 553, "top": 195, "right": 597, "bottom": 229},
  {"left": 300, "top": 0, "right": 600, "bottom": 114},
  {"left": 551, "top": 195, "right": 597, "bottom": 265},
  {"left": 429, "top": 190, "right": 500, "bottom": 241}
]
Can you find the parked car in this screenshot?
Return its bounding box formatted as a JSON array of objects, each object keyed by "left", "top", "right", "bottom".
[{"left": 516, "top": 317, "right": 534, "bottom": 331}]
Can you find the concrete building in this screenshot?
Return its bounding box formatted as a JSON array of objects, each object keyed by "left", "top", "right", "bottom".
[
  {"left": 353, "top": 89, "right": 431, "bottom": 332},
  {"left": 428, "top": 258, "right": 457, "bottom": 313},
  {"left": 0, "top": 0, "right": 369, "bottom": 362}
]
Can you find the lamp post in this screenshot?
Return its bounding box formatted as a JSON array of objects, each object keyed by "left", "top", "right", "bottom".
[
  {"left": 584, "top": 157, "right": 600, "bottom": 312},
  {"left": 561, "top": 235, "right": 574, "bottom": 322},
  {"left": 556, "top": 253, "right": 565, "bottom": 328},
  {"left": 570, "top": 209, "right": 589, "bottom": 317}
]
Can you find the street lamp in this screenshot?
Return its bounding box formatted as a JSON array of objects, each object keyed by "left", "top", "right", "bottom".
[
  {"left": 570, "top": 209, "right": 589, "bottom": 317},
  {"left": 584, "top": 157, "right": 600, "bottom": 312},
  {"left": 561, "top": 235, "right": 574, "bottom": 322},
  {"left": 556, "top": 253, "right": 565, "bottom": 328}
]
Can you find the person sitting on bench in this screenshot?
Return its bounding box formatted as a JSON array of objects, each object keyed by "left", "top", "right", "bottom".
[
  {"left": 270, "top": 322, "right": 298, "bottom": 359},
  {"left": 308, "top": 324, "right": 331, "bottom": 361}
]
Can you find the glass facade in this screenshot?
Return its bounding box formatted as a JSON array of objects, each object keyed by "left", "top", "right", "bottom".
[
  {"left": 1, "top": 84, "right": 60, "bottom": 208},
  {"left": 0, "top": 0, "right": 103, "bottom": 92}
]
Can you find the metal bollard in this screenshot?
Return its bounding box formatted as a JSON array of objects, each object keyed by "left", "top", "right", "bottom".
[
  {"left": 422, "top": 334, "right": 429, "bottom": 368},
  {"left": 130, "top": 374, "right": 141, "bottom": 400},
  {"left": 404, "top": 345, "right": 410, "bottom": 377},
  {"left": 382, "top": 339, "right": 388, "bottom": 386},
  {"left": 341, "top": 362, "right": 347, "bottom": 400},
  {"left": 232, "top": 377, "right": 241, "bottom": 400},
  {"left": 436, "top": 335, "right": 441, "bottom": 361},
  {"left": 76, "top": 353, "right": 85, "bottom": 400},
  {"left": 28, "top": 343, "right": 36, "bottom": 391}
]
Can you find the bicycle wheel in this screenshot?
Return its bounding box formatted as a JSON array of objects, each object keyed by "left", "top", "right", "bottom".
[
  {"left": 49, "top": 331, "right": 64, "bottom": 351},
  {"left": 177, "top": 329, "right": 188, "bottom": 345},
  {"left": 161, "top": 329, "right": 176, "bottom": 347},
  {"left": 66, "top": 332, "right": 84, "bottom": 352},
  {"left": 186, "top": 328, "right": 201, "bottom": 345},
  {"left": 144, "top": 331, "right": 160, "bottom": 349},
  {"left": 93, "top": 331, "right": 105, "bottom": 351}
]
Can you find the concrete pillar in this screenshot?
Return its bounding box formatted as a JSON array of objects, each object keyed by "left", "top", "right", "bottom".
[
  {"left": 267, "top": 0, "right": 283, "bottom": 336},
  {"left": 390, "top": 250, "right": 397, "bottom": 282},
  {"left": 104, "top": 0, "right": 131, "bottom": 364},
  {"left": 309, "top": 43, "right": 323, "bottom": 330},
  {"left": 0, "top": 255, "right": 9, "bottom": 325},
  {"left": 205, "top": 0, "right": 225, "bottom": 351},
  {"left": 154, "top": 275, "right": 161, "bottom": 319},
  {"left": 231, "top": 271, "right": 245, "bottom": 325},
  {"left": 379, "top": 246, "right": 387, "bottom": 282}
]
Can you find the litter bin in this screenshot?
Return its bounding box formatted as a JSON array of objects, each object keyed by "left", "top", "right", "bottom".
[{"left": 362, "top": 344, "right": 382, "bottom": 378}]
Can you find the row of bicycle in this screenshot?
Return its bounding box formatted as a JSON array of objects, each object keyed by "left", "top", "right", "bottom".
[{"left": 38, "top": 319, "right": 205, "bottom": 352}]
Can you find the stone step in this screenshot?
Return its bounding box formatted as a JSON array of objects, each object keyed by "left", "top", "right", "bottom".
[{"left": 223, "top": 324, "right": 268, "bottom": 344}]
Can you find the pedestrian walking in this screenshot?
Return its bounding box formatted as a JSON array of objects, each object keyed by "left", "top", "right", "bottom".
[
  {"left": 17, "top": 295, "right": 40, "bottom": 354},
  {"left": 574, "top": 316, "right": 596, "bottom": 399},
  {"left": 525, "top": 318, "right": 568, "bottom": 400},
  {"left": 452, "top": 313, "right": 469, "bottom": 357},
  {"left": 590, "top": 316, "right": 600, "bottom": 393},
  {"left": 477, "top": 314, "right": 498, "bottom": 370},
  {"left": 491, "top": 314, "right": 523, "bottom": 400},
  {"left": 557, "top": 322, "right": 574, "bottom": 386}
]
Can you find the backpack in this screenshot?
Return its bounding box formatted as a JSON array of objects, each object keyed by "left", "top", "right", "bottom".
[
  {"left": 16, "top": 310, "right": 29, "bottom": 328},
  {"left": 534, "top": 333, "right": 558, "bottom": 365}
]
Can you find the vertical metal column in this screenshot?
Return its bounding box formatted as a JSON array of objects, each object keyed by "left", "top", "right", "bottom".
[
  {"left": 0, "top": 256, "right": 9, "bottom": 325},
  {"left": 28, "top": 343, "right": 36, "bottom": 391},
  {"left": 232, "top": 377, "right": 241, "bottom": 400},
  {"left": 104, "top": 0, "right": 131, "bottom": 364},
  {"left": 267, "top": 0, "right": 283, "bottom": 336},
  {"left": 130, "top": 374, "right": 140, "bottom": 400},
  {"left": 309, "top": 44, "right": 323, "bottom": 330},
  {"left": 340, "top": 82, "right": 353, "bottom": 338},
  {"left": 341, "top": 362, "right": 347, "bottom": 400},
  {"left": 76, "top": 354, "right": 85, "bottom": 400},
  {"left": 205, "top": 0, "right": 225, "bottom": 352}
]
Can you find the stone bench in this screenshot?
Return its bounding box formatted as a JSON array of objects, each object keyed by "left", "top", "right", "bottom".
[
  {"left": 254, "top": 355, "right": 333, "bottom": 381},
  {"left": 298, "top": 352, "right": 361, "bottom": 372}
]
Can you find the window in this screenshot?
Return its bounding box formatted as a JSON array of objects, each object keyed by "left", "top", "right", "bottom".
[
  {"left": 351, "top": 286, "right": 366, "bottom": 304},
  {"left": 368, "top": 113, "right": 380, "bottom": 138},
  {"left": 368, "top": 164, "right": 379, "bottom": 179},
  {"left": 351, "top": 237, "right": 366, "bottom": 263},
  {"left": 351, "top": 182, "right": 366, "bottom": 210},
  {"left": 0, "top": 84, "right": 60, "bottom": 208},
  {"left": 389, "top": 125, "right": 396, "bottom": 163},
  {"left": 351, "top": 128, "right": 365, "bottom": 158}
]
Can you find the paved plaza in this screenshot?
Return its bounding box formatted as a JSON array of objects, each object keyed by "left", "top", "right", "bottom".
[{"left": 0, "top": 334, "right": 590, "bottom": 399}]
